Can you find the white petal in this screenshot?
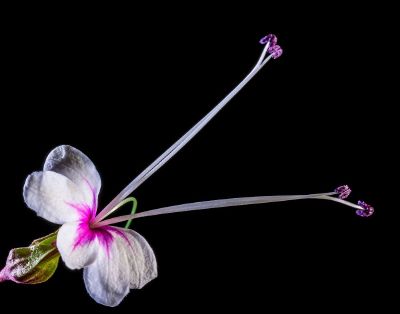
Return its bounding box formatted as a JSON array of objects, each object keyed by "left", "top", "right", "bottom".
[
  {"left": 57, "top": 222, "right": 99, "bottom": 270},
  {"left": 44, "top": 145, "right": 101, "bottom": 201},
  {"left": 121, "top": 228, "right": 158, "bottom": 289},
  {"left": 23, "top": 171, "right": 89, "bottom": 224},
  {"left": 83, "top": 228, "right": 157, "bottom": 307}
]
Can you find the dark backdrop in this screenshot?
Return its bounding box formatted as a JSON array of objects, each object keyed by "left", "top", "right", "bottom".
[{"left": 1, "top": 3, "right": 396, "bottom": 313}]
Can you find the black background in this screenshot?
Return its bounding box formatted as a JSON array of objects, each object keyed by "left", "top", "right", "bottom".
[{"left": 1, "top": 3, "right": 397, "bottom": 312}]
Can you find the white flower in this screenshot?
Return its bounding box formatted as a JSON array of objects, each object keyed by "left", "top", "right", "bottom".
[
  {"left": 6, "top": 34, "right": 372, "bottom": 307},
  {"left": 23, "top": 145, "right": 157, "bottom": 307}
]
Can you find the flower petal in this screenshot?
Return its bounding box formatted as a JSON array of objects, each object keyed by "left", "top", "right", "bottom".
[
  {"left": 83, "top": 228, "right": 157, "bottom": 307},
  {"left": 121, "top": 228, "right": 158, "bottom": 289},
  {"left": 23, "top": 171, "right": 89, "bottom": 224},
  {"left": 57, "top": 222, "right": 99, "bottom": 270},
  {"left": 44, "top": 145, "right": 101, "bottom": 201}
]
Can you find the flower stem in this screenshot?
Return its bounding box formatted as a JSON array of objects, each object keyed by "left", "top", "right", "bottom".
[
  {"left": 94, "top": 191, "right": 362, "bottom": 227},
  {"left": 94, "top": 46, "right": 275, "bottom": 224}
]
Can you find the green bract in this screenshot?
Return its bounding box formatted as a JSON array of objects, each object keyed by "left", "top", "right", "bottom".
[{"left": 0, "top": 231, "right": 60, "bottom": 284}]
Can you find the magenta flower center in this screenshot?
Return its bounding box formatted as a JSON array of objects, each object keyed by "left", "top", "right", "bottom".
[{"left": 66, "top": 185, "right": 129, "bottom": 253}]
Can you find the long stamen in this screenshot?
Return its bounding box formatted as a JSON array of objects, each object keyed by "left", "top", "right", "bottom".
[
  {"left": 92, "top": 197, "right": 137, "bottom": 228},
  {"left": 93, "top": 189, "right": 368, "bottom": 228},
  {"left": 315, "top": 195, "right": 362, "bottom": 209},
  {"left": 255, "top": 40, "right": 270, "bottom": 67},
  {"left": 94, "top": 34, "right": 282, "bottom": 224}
]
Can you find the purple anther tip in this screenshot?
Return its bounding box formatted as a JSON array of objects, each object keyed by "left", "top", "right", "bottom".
[
  {"left": 356, "top": 200, "right": 375, "bottom": 217},
  {"left": 268, "top": 44, "right": 283, "bottom": 59},
  {"left": 335, "top": 185, "right": 351, "bottom": 199},
  {"left": 259, "top": 34, "right": 278, "bottom": 46}
]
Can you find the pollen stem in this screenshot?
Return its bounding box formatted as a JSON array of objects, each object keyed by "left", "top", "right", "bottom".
[
  {"left": 94, "top": 44, "right": 276, "bottom": 223},
  {"left": 94, "top": 191, "right": 364, "bottom": 227},
  {"left": 315, "top": 195, "right": 364, "bottom": 210},
  {"left": 255, "top": 41, "right": 271, "bottom": 68}
]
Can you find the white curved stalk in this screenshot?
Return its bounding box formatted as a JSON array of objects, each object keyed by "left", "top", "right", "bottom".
[
  {"left": 94, "top": 47, "right": 275, "bottom": 223},
  {"left": 93, "top": 191, "right": 364, "bottom": 227}
]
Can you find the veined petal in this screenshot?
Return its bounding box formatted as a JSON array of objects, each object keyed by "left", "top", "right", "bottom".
[
  {"left": 44, "top": 145, "right": 101, "bottom": 202},
  {"left": 23, "top": 171, "right": 90, "bottom": 224},
  {"left": 57, "top": 222, "right": 99, "bottom": 270},
  {"left": 83, "top": 228, "right": 157, "bottom": 307},
  {"left": 121, "top": 228, "right": 158, "bottom": 289}
]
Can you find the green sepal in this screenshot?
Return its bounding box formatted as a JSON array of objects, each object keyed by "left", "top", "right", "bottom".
[{"left": 0, "top": 231, "right": 60, "bottom": 284}]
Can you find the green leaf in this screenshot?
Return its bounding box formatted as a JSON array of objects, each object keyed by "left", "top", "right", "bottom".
[{"left": 0, "top": 231, "right": 60, "bottom": 284}]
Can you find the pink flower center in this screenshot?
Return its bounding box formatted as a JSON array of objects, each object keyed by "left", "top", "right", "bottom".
[{"left": 66, "top": 183, "right": 129, "bottom": 254}]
